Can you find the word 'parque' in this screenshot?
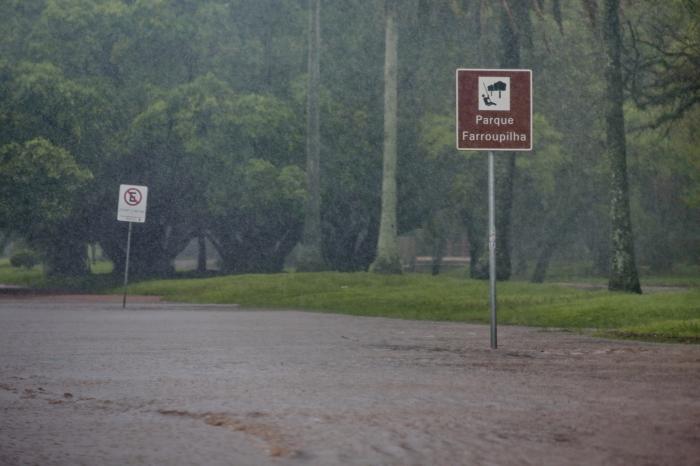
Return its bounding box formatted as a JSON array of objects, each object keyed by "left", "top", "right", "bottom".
[{"left": 475, "top": 115, "right": 514, "bottom": 126}]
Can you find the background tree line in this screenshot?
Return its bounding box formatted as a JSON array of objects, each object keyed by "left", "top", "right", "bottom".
[{"left": 0, "top": 0, "right": 697, "bottom": 288}]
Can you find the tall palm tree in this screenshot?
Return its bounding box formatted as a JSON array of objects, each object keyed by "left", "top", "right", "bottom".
[
  {"left": 297, "top": 0, "right": 327, "bottom": 271},
  {"left": 370, "top": 0, "right": 402, "bottom": 273},
  {"left": 493, "top": 0, "right": 530, "bottom": 281}
]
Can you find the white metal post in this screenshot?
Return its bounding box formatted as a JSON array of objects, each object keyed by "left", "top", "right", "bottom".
[
  {"left": 488, "top": 151, "right": 497, "bottom": 349},
  {"left": 122, "top": 222, "right": 133, "bottom": 309}
]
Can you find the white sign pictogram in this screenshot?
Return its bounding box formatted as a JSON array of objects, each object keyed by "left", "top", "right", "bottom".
[{"left": 478, "top": 76, "right": 510, "bottom": 111}]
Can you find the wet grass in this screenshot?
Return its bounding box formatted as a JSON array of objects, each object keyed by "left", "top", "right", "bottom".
[
  {"left": 604, "top": 319, "right": 700, "bottom": 343},
  {"left": 127, "top": 272, "right": 700, "bottom": 343},
  {"left": 0, "top": 258, "right": 115, "bottom": 290},
  {"left": 3, "top": 259, "right": 697, "bottom": 343},
  {"left": 0, "top": 258, "right": 44, "bottom": 286}
]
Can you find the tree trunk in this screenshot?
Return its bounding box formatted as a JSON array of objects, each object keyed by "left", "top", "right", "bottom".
[
  {"left": 494, "top": 153, "right": 516, "bottom": 280},
  {"left": 197, "top": 231, "right": 207, "bottom": 273},
  {"left": 466, "top": 218, "right": 487, "bottom": 279},
  {"left": 530, "top": 247, "right": 554, "bottom": 283},
  {"left": 297, "top": 0, "right": 326, "bottom": 271},
  {"left": 370, "top": 0, "right": 402, "bottom": 274},
  {"left": 40, "top": 221, "right": 90, "bottom": 278},
  {"left": 0, "top": 231, "right": 11, "bottom": 257},
  {"left": 431, "top": 237, "right": 446, "bottom": 276},
  {"left": 493, "top": 0, "right": 526, "bottom": 281},
  {"left": 602, "top": 0, "right": 642, "bottom": 293},
  {"left": 102, "top": 222, "right": 179, "bottom": 279},
  {"left": 530, "top": 208, "right": 578, "bottom": 283},
  {"left": 426, "top": 211, "right": 447, "bottom": 276}
]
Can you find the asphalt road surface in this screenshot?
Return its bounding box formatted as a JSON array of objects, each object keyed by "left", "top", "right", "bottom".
[{"left": 1, "top": 296, "right": 699, "bottom": 465}]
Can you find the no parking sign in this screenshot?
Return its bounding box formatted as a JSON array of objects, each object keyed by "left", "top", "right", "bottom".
[
  {"left": 117, "top": 184, "right": 148, "bottom": 223},
  {"left": 116, "top": 184, "right": 148, "bottom": 309}
]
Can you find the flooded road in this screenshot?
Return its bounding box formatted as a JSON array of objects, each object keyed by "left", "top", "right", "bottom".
[{"left": 1, "top": 297, "right": 699, "bottom": 465}]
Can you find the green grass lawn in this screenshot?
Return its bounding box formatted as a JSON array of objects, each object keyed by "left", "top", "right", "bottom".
[
  {"left": 126, "top": 271, "right": 700, "bottom": 343},
  {"left": 0, "top": 258, "right": 114, "bottom": 289},
  {"left": 2, "top": 258, "right": 698, "bottom": 343},
  {"left": 0, "top": 258, "right": 44, "bottom": 286}
]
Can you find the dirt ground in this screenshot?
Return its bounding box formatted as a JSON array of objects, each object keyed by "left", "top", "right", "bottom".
[{"left": 1, "top": 295, "right": 699, "bottom": 465}]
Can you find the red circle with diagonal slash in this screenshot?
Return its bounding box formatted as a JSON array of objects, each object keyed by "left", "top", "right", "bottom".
[{"left": 124, "top": 188, "right": 142, "bottom": 206}]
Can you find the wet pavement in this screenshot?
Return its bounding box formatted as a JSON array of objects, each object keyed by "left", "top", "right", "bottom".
[{"left": 1, "top": 297, "right": 699, "bottom": 465}]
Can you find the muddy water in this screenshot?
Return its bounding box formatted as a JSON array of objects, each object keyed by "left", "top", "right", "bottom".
[{"left": 1, "top": 298, "right": 699, "bottom": 465}]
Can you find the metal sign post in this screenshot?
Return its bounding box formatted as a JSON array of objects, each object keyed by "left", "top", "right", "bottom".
[
  {"left": 122, "top": 222, "right": 133, "bottom": 309},
  {"left": 488, "top": 152, "right": 497, "bottom": 349},
  {"left": 117, "top": 184, "right": 148, "bottom": 309},
  {"left": 456, "top": 69, "right": 532, "bottom": 349}
]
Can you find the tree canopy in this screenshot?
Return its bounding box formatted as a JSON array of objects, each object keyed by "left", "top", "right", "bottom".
[{"left": 0, "top": 0, "right": 697, "bottom": 282}]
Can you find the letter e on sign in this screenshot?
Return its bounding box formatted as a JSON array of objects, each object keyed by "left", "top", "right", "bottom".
[{"left": 117, "top": 184, "right": 148, "bottom": 223}]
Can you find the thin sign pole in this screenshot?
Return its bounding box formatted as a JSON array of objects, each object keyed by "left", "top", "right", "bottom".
[
  {"left": 488, "top": 151, "right": 497, "bottom": 349},
  {"left": 122, "top": 222, "right": 133, "bottom": 309}
]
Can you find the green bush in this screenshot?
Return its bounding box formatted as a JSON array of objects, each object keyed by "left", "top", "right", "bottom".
[{"left": 10, "top": 250, "right": 38, "bottom": 269}]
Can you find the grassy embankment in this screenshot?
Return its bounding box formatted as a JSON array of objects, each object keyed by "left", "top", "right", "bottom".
[
  {"left": 0, "top": 258, "right": 44, "bottom": 286},
  {"left": 126, "top": 271, "right": 700, "bottom": 343},
  {"left": 0, "top": 258, "right": 113, "bottom": 289},
  {"left": 1, "top": 258, "right": 698, "bottom": 343}
]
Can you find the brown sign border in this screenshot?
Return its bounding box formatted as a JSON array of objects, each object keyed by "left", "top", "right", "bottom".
[{"left": 456, "top": 68, "right": 532, "bottom": 151}]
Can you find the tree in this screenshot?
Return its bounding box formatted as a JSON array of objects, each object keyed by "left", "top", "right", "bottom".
[
  {"left": 1, "top": 0, "right": 695, "bottom": 281},
  {"left": 95, "top": 74, "right": 305, "bottom": 276},
  {"left": 602, "top": 0, "right": 642, "bottom": 293},
  {"left": 316, "top": 0, "right": 383, "bottom": 272},
  {"left": 0, "top": 138, "right": 92, "bottom": 275},
  {"left": 491, "top": 0, "right": 533, "bottom": 281},
  {"left": 442, "top": 0, "right": 532, "bottom": 281},
  {"left": 0, "top": 57, "right": 110, "bottom": 276},
  {"left": 625, "top": 0, "right": 700, "bottom": 130},
  {"left": 208, "top": 159, "right": 305, "bottom": 274},
  {"left": 296, "top": 0, "right": 326, "bottom": 271},
  {"left": 370, "top": 0, "right": 402, "bottom": 274}
]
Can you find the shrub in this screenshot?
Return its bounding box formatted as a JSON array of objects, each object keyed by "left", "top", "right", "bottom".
[{"left": 10, "top": 250, "right": 38, "bottom": 269}]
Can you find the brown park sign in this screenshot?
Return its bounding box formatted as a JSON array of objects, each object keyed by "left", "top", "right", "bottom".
[{"left": 456, "top": 69, "right": 532, "bottom": 151}]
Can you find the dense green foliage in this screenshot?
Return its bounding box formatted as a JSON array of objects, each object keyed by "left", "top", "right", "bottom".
[{"left": 0, "top": 0, "right": 697, "bottom": 282}]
